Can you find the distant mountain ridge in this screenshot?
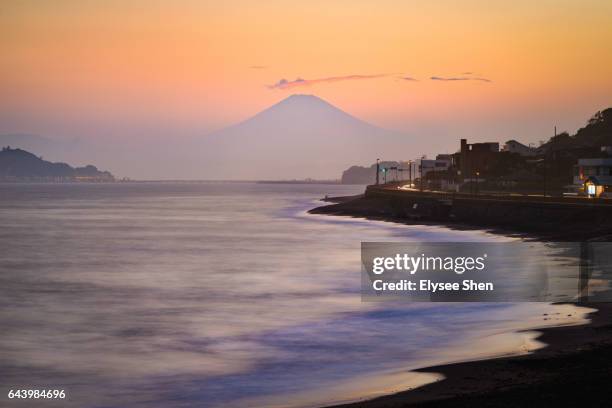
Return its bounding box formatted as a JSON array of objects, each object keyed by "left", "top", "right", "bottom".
[
  {"left": 0, "top": 95, "right": 413, "bottom": 180},
  {"left": 0, "top": 147, "right": 114, "bottom": 181},
  {"left": 197, "top": 94, "right": 412, "bottom": 180},
  {"left": 229, "top": 94, "right": 382, "bottom": 132},
  {"left": 5, "top": 99, "right": 610, "bottom": 181}
]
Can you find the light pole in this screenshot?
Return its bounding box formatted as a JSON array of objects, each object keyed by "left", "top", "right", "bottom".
[
  {"left": 475, "top": 171, "right": 480, "bottom": 195},
  {"left": 376, "top": 158, "right": 380, "bottom": 185}
]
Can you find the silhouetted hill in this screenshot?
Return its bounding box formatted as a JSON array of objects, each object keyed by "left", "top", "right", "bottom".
[
  {"left": 342, "top": 165, "right": 377, "bottom": 184},
  {"left": 574, "top": 108, "right": 612, "bottom": 145},
  {"left": 0, "top": 147, "right": 114, "bottom": 181},
  {"left": 0, "top": 133, "right": 56, "bottom": 151},
  {"left": 542, "top": 107, "right": 612, "bottom": 151},
  {"left": 341, "top": 161, "right": 404, "bottom": 184}
]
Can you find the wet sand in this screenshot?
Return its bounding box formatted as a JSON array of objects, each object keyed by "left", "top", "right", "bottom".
[
  {"left": 326, "top": 303, "right": 612, "bottom": 408},
  {"left": 312, "top": 195, "right": 612, "bottom": 407}
]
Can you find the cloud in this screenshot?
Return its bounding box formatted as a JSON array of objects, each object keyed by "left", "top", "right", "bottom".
[
  {"left": 249, "top": 65, "right": 268, "bottom": 69},
  {"left": 430, "top": 75, "right": 491, "bottom": 82},
  {"left": 268, "top": 74, "right": 389, "bottom": 89},
  {"left": 267, "top": 72, "right": 489, "bottom": 89}
]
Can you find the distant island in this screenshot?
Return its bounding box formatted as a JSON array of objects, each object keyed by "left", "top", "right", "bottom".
[
  {"left": 257, "top": 179, "right": 340, "bottom": 185},
  {"left": 341, "top": 161, "right": 407, "bottom": 184},
  {"left": 0, "top": 147, "right": 114, "bottom": 182}
]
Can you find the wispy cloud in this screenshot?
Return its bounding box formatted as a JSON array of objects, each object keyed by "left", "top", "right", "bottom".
[
  {"left": 431, "top": 75, "right": 491, "bottom": 82},
  {"left": 268, "top": 74, "right": 389, "bottom": 90},
  {"left": 267, "top": 72, "right": 489, "bottom": 89}
]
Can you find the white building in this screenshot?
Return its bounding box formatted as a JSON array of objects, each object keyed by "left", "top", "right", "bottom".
[
  {"left": 573, "top": 158, "right": 612, "bottom": 197},
  {"left": 502, "top": 140, "right": 537, "bottom": 156},
  {"left": 419, "top": 156, "right": 451, "bottom": 178}
]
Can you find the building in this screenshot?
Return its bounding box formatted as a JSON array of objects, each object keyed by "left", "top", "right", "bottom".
[
  {"left": 412, "top": 155, "right": 454, "bottom": 191},
  {"left": 573, "top": 158, "right": 612, "bottom": 197},
  {"left": 601, "top": 146, "right": 612, "bottom": 155},
  {"left": 502, "top": 140, "right": 537, "bottom": 156},
  {"left": 456, "top": 139, "right": 499, "bottom": 180},
  {"left": 419, "top": 156, "right": 451, "bottom": 178},
  {"left": 435, "top": 153, "right": 453, "bottom": 163}
]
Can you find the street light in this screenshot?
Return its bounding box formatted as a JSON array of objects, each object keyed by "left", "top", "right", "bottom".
[{"left": 376, "top": 158, "right": 380, "bottom": 185}]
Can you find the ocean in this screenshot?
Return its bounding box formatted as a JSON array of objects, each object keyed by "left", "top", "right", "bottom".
[{"left": 0, "top": 182, "right": 588, "bottom": 407}]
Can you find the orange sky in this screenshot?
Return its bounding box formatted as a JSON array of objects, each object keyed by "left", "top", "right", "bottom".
[{"left": 1, "top": 0, "right": 611, "bottom": 148}]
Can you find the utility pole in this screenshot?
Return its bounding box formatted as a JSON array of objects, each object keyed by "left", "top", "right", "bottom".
[
  {"left": 543, "top": 157, "right": 547, "bottom": 197},
  {"left": 389, "top": 166, "right": 398, "bottom": 182},
  {"left": 408, "top": 161, "right": 412, "bottom": 187},
  {"left": 376, "top": 158, "right": 380, "bottom": 185},
  {"left": 419, "top": 163, "right": 424, "bottom": 192},
  {"left": 547, "top": 126, "right": 555, "bottom": 194},
  {"left": 468, "top": 160, "right": 472, "bottom": 196}
]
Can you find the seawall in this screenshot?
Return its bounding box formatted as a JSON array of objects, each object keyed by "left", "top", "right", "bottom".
[{"left": 310, "top": 186, "right": 612, "bottom": 241}]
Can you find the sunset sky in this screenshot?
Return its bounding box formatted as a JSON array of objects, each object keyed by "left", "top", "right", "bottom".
[{"left": 1, "top": 0, "right": 611, "bottom": 154}]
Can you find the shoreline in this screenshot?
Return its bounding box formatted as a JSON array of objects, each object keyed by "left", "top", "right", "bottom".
[
  {"left": 325, "top": 303, "right": 612, "bottom": 408},
  {"left": 309, "top": 192, "right": 612, "bottom": 241},
  {"left": 311, "top": 194, "right": 612, "bottom": 407},
  {"left": 309, "top": 194, "right": 534, "bottom": 241}
]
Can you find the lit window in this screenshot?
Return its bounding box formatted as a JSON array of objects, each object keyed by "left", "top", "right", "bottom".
[{"left": 588, "top": 184, "right": 596, "bottom": 196}]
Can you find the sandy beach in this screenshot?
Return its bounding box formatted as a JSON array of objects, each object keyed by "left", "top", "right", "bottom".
[
  {"left": 327, "top": 303, "right": 612, "bottom": 407},
  {"left": 313, "top": 195, "right": 612, "bottom": 407}
]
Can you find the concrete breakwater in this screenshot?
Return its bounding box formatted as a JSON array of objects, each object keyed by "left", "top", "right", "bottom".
[{"left": 310, "top": 186, "right": 612, "bottom": 241}]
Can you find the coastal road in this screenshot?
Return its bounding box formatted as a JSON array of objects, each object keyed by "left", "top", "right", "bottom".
[{"left": 370, "top": 184, "right": 612, "bottom": 207}]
